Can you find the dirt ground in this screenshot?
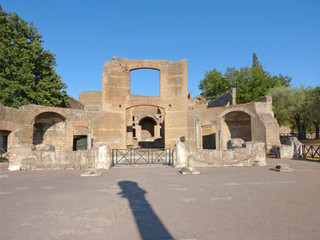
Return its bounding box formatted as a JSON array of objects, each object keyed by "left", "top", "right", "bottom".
[{"left": 1, "top": 158, "right": 320, "bottom": 240}]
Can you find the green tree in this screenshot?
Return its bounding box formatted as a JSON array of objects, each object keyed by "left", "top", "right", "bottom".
[
  {"left": 309, "top": 87, "right": 320, "bottom": 139},
  {"left": 0, "top": 6, "right": 68, "bottom": 108},
  {"left": 198, "top": 54, "right": 291, "bottom": 104},
  {"left": 268, "top": 86, "right": 313, "bottom": 140}
]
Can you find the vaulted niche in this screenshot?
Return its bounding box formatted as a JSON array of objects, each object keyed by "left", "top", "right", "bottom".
[
  {"left": 33, "top": 112, "right": 67, "bottom": 151},
  {"left": 224, "top": 111, "right": 252, "bottom": 141},
  {"left": 126, "top": 106, "right": 164, "bottom": 149},
  {"left": 130, "top": 69, "right": 160, "bottom": 96}
]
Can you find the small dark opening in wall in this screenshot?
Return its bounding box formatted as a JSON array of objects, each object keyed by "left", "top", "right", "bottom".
[
  {"left": 133, "top": 128, "right": 136, "bottom": 138},
  {"left": 73, "top": 135, "right": 87, "bottom": 151}
]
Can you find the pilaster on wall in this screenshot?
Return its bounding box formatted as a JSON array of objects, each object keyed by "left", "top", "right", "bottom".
[{"left": 162, "top": 59, "right": 188, "bottom": 148}]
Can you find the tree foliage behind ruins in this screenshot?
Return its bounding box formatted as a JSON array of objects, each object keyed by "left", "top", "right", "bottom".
[
  {"left": 198, "top": 54, "right": 291, "bottom": 104},
  {"left": 268, "top": 86, "right": 320, "bottom": 139},
  {"left": 0, "top": 6, "right": 68, "bottom": 108}
]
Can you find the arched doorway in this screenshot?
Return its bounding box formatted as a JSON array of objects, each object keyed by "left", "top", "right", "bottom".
[
  {"left": 222, "top": 111, "right": 252, "bottom": 149},
  {"left": 33, "top": 112, "right": 67, "bottom": 150}
]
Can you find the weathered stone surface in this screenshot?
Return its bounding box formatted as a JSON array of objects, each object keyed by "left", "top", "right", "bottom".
[
  {"left": 279, "top": 145, "right": 293, "bottom": 159},
  {"left": 208, "top": 88, "right": 236, "bottom": 108},
  {"left": 180, "top": 166, "right": 200, "bottom": 175},
  {"left": 285, "top": 137, "right": 302, "bottom": 158},
  {"left": 32, "top": 143, "right": 55, "bottom": 151},
  {"left": 176, "top": 141, "right": 266, "bottom": 167},
  {"left": 81, "top": 168, "right": 101, "bottom": 177},
  {"left": 175, "top": 139, "right": 187, "bottom": 168},
  {"left": 227, "top": 138, "right": 245, "bottom": 149},
  {"left": 1, "top": 57, "right": 281, "bottom": 170}
]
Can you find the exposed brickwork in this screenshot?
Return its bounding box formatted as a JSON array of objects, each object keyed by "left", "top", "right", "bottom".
[{"left": 0, "top": 57, "right": 281, "bottom": 170}]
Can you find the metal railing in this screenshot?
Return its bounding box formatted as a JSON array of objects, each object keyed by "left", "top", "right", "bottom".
[
  {"left": 0, "top": 148, "right": 9, "bottom": 160},
  {"left": 112, "top": 148, "right": 172, "bottom": 166},
  {"left": 280, "top": 131, "right": 320, "bottom": 140},
  {"left": 302, "top": 145, "right": 320, "bottom": 159}
]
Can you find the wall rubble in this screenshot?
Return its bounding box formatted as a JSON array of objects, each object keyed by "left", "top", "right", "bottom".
[
  {"left": 8, "top": 144, "right": 111, "bottom": 171},
  {"left": 176, "top": 141, "right": 266, "bottom": 167}
]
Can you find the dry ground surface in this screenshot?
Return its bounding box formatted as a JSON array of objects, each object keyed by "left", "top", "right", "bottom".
[{"left": 1, "top": 158, "right": 320, "bottom": 240}]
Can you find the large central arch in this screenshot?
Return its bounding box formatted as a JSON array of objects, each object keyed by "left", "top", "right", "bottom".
[
  {"left": 33, "top": 112, "right": 67, "bottom": 150},
  {"left": 221, "top": 111, "right": 252, "bottom": 149}
]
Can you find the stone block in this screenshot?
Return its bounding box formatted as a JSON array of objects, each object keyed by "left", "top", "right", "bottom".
[
  {"left": 227, "top": 138, "right": 245, "bottom": 149},
  {"left": 279, "top": 145, "right": 293, "bottom": 159}
]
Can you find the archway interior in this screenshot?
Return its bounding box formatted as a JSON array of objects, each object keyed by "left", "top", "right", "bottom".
[
  {"left": 224, "top": 111, "right": 252, "bottom": 141},
  {"left": 130, "top": 69, "right": 160, "bottom": 96},
  {"left": 139, "top": 117, "right": 157, "bottom": 138},
  {"left": 33, "top": 112, "right": 66, "bottom": 150},
  {"left": 126, "top": 106, "right": 164, "bottom": 148}
]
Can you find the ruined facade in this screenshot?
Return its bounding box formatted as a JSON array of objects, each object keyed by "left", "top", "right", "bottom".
[{"left": 0, "top": 57, "right": 281, "bottom": 170}]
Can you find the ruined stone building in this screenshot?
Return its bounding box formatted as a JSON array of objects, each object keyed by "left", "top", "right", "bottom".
[{"left": 0, "top": 57, "right": 281, "bottom": 170}]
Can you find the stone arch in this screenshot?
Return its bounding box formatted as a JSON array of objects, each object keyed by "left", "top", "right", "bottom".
[
  {"left": 0, "top": 121, "right": 16, "bottom": 132},
  {"left": 220, "top": 110, "right": 252, "bottom": 149},
  {"left": 33, "top": 112, "right": 67, "bottom": 150},
  {"left": 127, "top": 63, "right": 162, "bottom": 72},
  {"left": 218, "top": 107, "right": 255, "bottom": 119},
  {"left": 125, "top": 100, "right": 167, "bottom": 109},
  {"left": 139, "top": 117, "right": 157, "bottom": 138},
  {"left": 126, "top": 104, "right": 164, "bottom": 148},
  {"left": 30, "top": 108, "right": 70, "bottom": 124}
]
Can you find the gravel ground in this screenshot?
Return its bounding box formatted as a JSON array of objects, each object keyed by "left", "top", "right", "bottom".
[{"left": 0, "top": 158, "right": 320, "bottom": 240}]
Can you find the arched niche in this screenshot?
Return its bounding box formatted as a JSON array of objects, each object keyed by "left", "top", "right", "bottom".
[
  {"left": 33, "top": 112, "right": 67, "bottom": 150},
  {"left": 221, "top": 111, "right": 252, "bottom": 149},
  {"left": 139, "top": 117, "right": 157, "bottom": 138}
]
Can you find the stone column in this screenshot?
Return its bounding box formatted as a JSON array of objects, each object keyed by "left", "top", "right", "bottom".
[
  {"left": 154, "top": 125, "right": 161, "bottom": 139},
  {"left": 195, "top": 116, "right": 200, "bottom": 149},
  {"left": 87, "top": 121, "right": 92, "bottom": 150},
  {"left": 219, "top": 130, "right": 223, "bottom": 150},
  {"left": 136, "top": 125, "right": 141, "bottom": 141}
]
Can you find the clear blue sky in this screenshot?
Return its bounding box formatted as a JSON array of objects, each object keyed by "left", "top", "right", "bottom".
[{"left": 2, "top": 0, "right": 320, "bottom": 99}]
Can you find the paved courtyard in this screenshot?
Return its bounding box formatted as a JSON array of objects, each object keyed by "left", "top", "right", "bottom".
[{"left": 1, "top": 158, "right": 320, "bottom": 240}]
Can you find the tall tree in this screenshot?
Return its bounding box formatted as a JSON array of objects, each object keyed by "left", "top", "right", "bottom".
[
  {"left": 199, "top": 54, "right": 291, "bottom": 104},
  {"left": 268, "top": 86, "right": 313, "bottom": 140},
  {"left": 309, "top": 87, "right": 320, "bottom": 139},
  {"left": 252, "top": 53, "right": 263, "bottom": 70},
  {"left": 0, "top": 6, "right": 68, "bottom": 108}
]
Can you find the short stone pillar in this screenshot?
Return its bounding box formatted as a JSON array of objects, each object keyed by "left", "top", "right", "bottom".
[
  {"left": 175, "top": 137, "right": 187, "bottom": 168},
  {"left": 245, "top": 141, "right": 266, "bottom": 166},
  {"left": 95, "top": 144, "right": 111, "bottom": 169},
  {"left": 279, "top": 145, "right": 293, "bottom": 159}
]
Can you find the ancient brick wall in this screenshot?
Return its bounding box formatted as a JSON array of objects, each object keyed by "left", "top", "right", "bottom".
[{"left": 101, "top": 57, "right": 189, "bottom": 148}]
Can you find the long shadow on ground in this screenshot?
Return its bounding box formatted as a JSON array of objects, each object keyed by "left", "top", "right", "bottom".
[{"left": 118, "top": 181, "right": 174, "bottom": 240}]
